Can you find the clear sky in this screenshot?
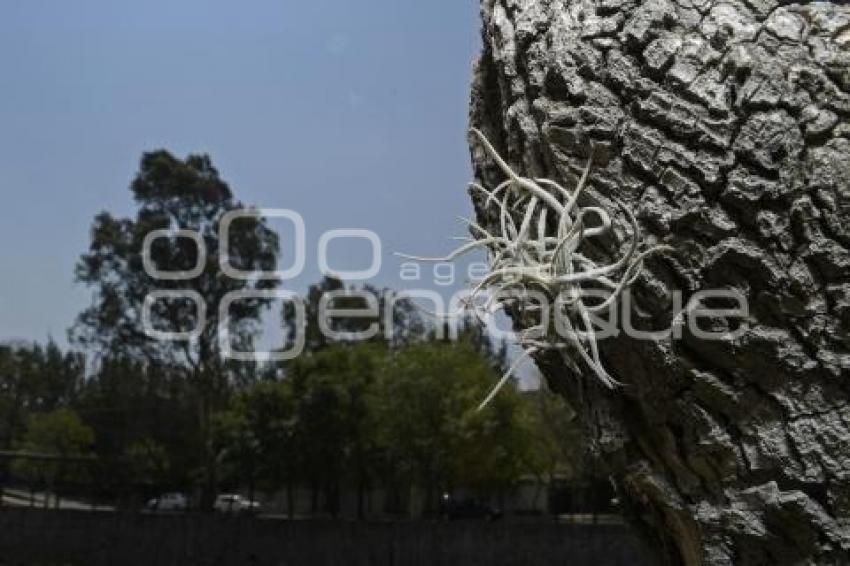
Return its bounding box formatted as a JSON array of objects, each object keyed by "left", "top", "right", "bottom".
[{"left": 0, "top": 1, "right": 486, "bottom": 346}]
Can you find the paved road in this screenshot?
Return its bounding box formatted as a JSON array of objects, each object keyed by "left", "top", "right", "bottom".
[{"left": 1, "top": 488, "right": 114, "bottom": 511}]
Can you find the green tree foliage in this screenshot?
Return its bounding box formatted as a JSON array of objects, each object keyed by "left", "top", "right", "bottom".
[
  {"left": 213, "top": 379, "right": 298, "bottom": 512},
  {"left": 11, "top": 408, "right": 95, "bottom": 492},
  {"left": 520, "top": 390, "right": 587, "bottom": 484},
  {"left": 289, "top": 343, "right": 386, "bottom": 516},
  {"left": 71, "top": 151, "right": 280, "bottom": 507},
  {"left": 0, "top": 255, "right": 588, "bottom": 516},
  {"left": 74, "top": 355, "right": 198, "bottom": 496},
  {"left": 72, "top": 152, "right": 279, "bottom": 367},
  {"left": 125, "top": 437, "right": 171, "bottom": 488},
  {"left": 0, "top": 334, "right": 585, "bottom": 515},
  {"left": 375, "top": 334, "right": 528, "bottom": 510},
  {"left": 211, "top": 330, "right": 564, "bottom": 517},
  {"left": 0, "top": 341, "right": 84, "bottom": 451}
]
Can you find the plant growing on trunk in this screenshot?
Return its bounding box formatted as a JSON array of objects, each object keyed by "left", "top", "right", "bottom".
[{"left": 400, "top": 129, "right": 671, "bottom": 407}]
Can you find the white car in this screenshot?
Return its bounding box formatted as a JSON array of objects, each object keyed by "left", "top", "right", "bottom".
[
  {"left": 146, "top": 492, "right": 189, "bottom": 512},
  {"left": 214, "top": 493, "right": 260, "bottom": 514}
]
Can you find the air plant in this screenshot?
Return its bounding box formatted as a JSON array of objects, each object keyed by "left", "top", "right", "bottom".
[{"left": 398, "top": 128, "right": 672, "bottom": 409}]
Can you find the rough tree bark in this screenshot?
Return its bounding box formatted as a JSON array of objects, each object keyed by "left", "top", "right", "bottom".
[{"left": 468, "top": 1, "right": 850, "bottom": 564}]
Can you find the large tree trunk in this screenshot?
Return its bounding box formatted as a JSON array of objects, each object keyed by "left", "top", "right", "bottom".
[{"left": 468, "top": 1, "right": 850, "bottom": 564}]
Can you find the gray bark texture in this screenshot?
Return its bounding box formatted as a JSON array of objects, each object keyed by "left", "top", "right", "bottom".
[{"left": 468, "top": 1, "right": 850, "bottom": 564}]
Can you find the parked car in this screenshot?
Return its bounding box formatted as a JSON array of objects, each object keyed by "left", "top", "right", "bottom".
[
  {"left": 439, "top": 494, "right": 502, "bottom": 521},
  {"left": 214, "top": 493, "right": 260, "bottom": 514},
  {"left": 146, "top": 492, "right": 189, "bottom": 512}
]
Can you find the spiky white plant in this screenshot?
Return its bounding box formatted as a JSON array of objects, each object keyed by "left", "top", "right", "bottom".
[{"left": 398, "top": 129, "right": 671, "bottom": 409}]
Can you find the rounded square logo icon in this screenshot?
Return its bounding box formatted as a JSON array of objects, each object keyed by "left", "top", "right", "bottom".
[
  {"left": 219, "top": 208, "right": 305, "bottom": 281},
  {"left": 142, "top": 290, "right": 206, "bottom": 341},
  {"left": 318, "top": 229, "right": 382, "bottom": 280},
  {"left": 218, "top": 289, "right": 305, "bottom": 361},
  {"left": 142, "top": 230, "right": 206, "bottom": 281}
]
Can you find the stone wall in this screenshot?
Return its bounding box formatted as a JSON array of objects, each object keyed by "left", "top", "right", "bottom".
[{"left": 0, "top": 508, "right": 652, "bottom": 566}]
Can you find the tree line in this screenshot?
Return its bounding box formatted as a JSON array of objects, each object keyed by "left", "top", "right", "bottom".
[
  {"left": 0, "top": 327, "right": 584, "bottom": 515},
  {"left": 0, "top": 150, "right": 586, "bottom": 514}
]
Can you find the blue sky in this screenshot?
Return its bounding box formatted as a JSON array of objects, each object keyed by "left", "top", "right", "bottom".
[{"left": 0, "top": 1, "right": 486, "bottom": 345}]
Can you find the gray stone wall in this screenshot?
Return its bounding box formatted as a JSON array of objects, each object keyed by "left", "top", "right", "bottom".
[{"left": 0, "top": 508, "right": 652, "bottom": 566}]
